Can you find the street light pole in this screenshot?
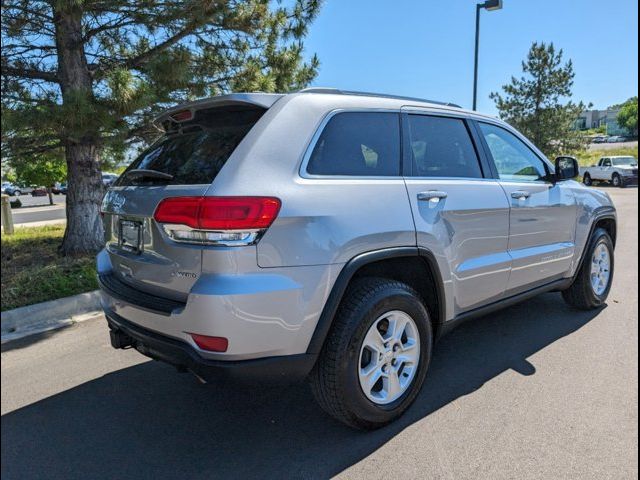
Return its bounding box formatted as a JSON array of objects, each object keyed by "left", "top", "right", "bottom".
[
  {"left": 472, "top": 0, "right": 503, "bottom": 111},
  {"left": 473, "top": 4, "right": 482, "bottom": 111}
]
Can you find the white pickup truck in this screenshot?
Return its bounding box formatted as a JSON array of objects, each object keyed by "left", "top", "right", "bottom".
[{"left": 582, "top": 156, "right": 638, "bottom": 188}]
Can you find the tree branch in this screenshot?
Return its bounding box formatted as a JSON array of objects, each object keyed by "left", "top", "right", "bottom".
[
  {"left": 124, "top": 24, "right": 198, "bottom": 70},
  {"left": 2, "top": 64, "right": 58, "bottom": 83}
]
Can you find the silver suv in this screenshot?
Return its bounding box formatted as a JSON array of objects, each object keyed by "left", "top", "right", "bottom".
[{"left": 99, "top": 89, "right": 617, "bottom": 429}]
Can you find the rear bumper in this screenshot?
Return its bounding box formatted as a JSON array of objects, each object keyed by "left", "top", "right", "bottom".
[
  {"left": 97, "top": 248, "right": 338, "bottom": 360},
  {"left": 105, "top": 308, "right": 317, "bottom": 382}
]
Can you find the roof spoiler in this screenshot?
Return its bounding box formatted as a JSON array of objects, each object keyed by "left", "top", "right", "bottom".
[{"left": 153, "top": 93, "right": 284, "bottom": 127}]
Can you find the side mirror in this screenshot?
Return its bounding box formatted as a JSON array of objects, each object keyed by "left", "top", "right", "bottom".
[{"left": 555, "top": 156, "right": 579, "bottom": 181}]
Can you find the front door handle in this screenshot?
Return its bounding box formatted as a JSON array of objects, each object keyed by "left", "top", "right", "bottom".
[
  {"left": 417, "top": 191, "right": 448, "bottom": 202},
  {"left": 511, "top": 190, "right": 531, "bottom": 200}
]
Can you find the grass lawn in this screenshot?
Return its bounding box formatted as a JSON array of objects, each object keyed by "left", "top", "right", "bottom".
[
  {"left": 574, "top": 145, "right": 638, "bottom": 167},
  {"left": 1, "top": 225, "right": 97, "bottom": 312}
]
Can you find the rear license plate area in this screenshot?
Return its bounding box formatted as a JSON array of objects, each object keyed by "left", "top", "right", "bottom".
[{"left": 119, "top": 220, "right": 142, "bottom": 254}]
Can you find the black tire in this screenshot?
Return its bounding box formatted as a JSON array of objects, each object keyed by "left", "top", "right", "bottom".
[
  {"left": 583, "top": 173, "right": 592, "bottom": 186},
  {"left": 612, "top": 173, "right": 624, "bottom": 188},
  {"left": 310, "top": 277, "right": 433, "bottom": 430},
  {"left": 562, "top": 228, "right": 614, "bottom": 310},
  {"left": 13, "top": 190, "right": 21, "bottom": 197}
]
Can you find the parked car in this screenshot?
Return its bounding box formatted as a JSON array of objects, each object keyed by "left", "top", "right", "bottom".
[
  {"left": 59, "top": 183, "right": 67, "bottom": 195},
  {"left": 31, "top": 187, "right": 48, "bottom": 197},
  {"left": 99, "top": 89, "right": 617, "bottom": 430},
  {"left": 607, "top": 135, "right": 624, "bottom": 143},
  {"left": 52, "top": 182, "right": 66, "bottom": 194},
  {"left": 591, "top": 135, "right": 608, "bottom": 144},
  {"left": 3, "top": 184, "right": 33, "bottom": 196},
  {"left": 583, "top": 156, "right": 638, "bottom": 188},
  {"left": 102, "top": 173, "right": 119, "bottom": 186}
]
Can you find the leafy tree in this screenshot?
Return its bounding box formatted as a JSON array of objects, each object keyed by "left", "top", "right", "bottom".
[
  {"left": 490, "top": 42, "right": 588, "bottom": 158},
  {"left": 1, "top": 0, "right": 321, "bottom": 253},
  {"left": 617, "top": 97, "right": 638, "bottom": 137},
  {"left": 10, "top": 150, "right": 67, "bottom": 206}
]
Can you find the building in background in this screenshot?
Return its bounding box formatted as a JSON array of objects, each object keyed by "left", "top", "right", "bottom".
[{"left": 575, "top": 107, "right": 625, "bottom": 135}]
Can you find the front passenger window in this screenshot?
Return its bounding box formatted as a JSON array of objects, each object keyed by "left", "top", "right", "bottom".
[{"left": 479, "top": 123, "right": 549, "bottom": 182}]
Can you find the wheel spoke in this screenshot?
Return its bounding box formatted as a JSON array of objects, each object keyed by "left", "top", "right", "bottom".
[
  {"left": 386, "top": 313, "right": 408, "bottom": 343},
  {"left": 362, "top": 325, "right": 385, "bottom": 356},
  {"left": 361, "top": 366, "right": 384, "bottom": 394},
  {"left": 400, "top": 338, "right": 418, "bottom": 353},
  {"left": 395, "top": 354, "right": 417, "bottom": 366},
  {"left": 385, "top": 370, "right": 403, "bottom": 399}
]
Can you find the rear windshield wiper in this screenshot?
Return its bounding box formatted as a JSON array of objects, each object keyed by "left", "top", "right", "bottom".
[{"left": 120, "top": 169, "right": 174, "bottom": 182}]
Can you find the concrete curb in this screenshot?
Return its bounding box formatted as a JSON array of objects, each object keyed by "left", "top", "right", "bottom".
[
  {"left": 2, "top": 219, "right": 67, "bottom": 229},
  {"left": 1, "top": 290, "right": 102, "bottom": 343}
]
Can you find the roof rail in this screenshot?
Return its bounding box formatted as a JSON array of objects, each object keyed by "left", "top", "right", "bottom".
[{"left": 298, "top": 87, "right": 462, "bottom": 108}]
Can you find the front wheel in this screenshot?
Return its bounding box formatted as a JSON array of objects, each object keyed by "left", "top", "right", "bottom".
[
  {"left": 310, "top": 278, "right": 433, "bottom": 430},
  {"left": 612, "top": 173, "right": 624, "bottom": 188},
  {"left": 583, "top": 173, "right": 592, "bottom": 186},
  {"left": 562, "top": 228, "right": 614, "bottom": 310}
]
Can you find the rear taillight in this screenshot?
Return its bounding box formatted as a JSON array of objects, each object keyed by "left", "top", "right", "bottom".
[{"left": 153, "top": 196, "right": 281, "bottom": 246}]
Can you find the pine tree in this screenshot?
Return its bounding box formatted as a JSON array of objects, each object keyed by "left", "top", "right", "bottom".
[
  {"left": 1, "top": 0, "right": 321, "bottom": 253},
  {"left": 490, "top": 42, "right": 587, "bottom": 158}
]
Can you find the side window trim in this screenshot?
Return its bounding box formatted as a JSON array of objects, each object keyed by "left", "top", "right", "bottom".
[
  {"left": 474, "top": 120, "right": 552, "bottom": 183},
  {"left": 469, "top": 119, "right": 499, "bottom": 178},
  {"left": 467, "top": 119, "right": 498, "bottom": 179},
  {"left": 401, "top": 113, "right": 412, "bottom": 177},
  {"left": 299, "top": 109, "right": 403, "bottom": 179},
  {"left": 401, "top": 112, "right": 489, "bottom": 180}
]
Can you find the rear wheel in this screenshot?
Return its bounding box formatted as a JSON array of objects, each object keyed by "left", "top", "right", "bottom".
[
  {"left": 310, "top": 278, "right": 433, "bottom": 430},
  {"left": 583, "top": 173, "right": 592, "bottom": 186},
  {"left": 562, "top": 228, "right": 614, "bottom": 310}
]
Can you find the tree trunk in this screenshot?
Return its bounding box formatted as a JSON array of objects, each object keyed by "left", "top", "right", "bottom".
[
  {"left": 47, "top": 187, "right": 54, "bottom": 206},
  {"left": 62, "top": 143, "right": 105, "bottom": 253},
  {"left": 53, "top": 4, "right": 105, "bottom": 254}
]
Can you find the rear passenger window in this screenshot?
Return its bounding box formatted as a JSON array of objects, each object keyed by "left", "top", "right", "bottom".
[
  {"left": 307, "top": 112, "right": 400, "bottom": 176},
  {"left": 407, "top": 115, "right": 483, "bottom": 178}
]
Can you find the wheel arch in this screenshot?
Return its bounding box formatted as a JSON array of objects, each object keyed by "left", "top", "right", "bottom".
[
  {"left": 573, "top": 213, "right": 617, "bottom": 280},
  {"left": 305, "top": 247, "right": 446, "bottom": 355}
]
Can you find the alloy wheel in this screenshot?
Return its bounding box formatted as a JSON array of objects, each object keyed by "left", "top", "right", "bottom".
[
  {"left": 358, "top": 310, "right": 420, "bottom": 405},
  {"left": 590, "top": 243, "right": 611, "bottom": 296}
]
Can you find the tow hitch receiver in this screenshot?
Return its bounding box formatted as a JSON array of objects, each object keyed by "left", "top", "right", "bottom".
[{"left": 110, "top": 328, "right": 133, "bottom": 349}]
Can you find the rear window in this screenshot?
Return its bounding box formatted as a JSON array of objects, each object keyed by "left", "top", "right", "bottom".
[
  {"left": 117, "top": 105, "right": 265, "bottom": 186},
  {"left": 307, "top": 112, "right": 401, "bottom": 176}
]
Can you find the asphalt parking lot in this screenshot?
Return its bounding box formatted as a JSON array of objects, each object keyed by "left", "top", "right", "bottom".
[
  {"left": 7, "top": 194, "right": 67, "bottom": 225},
  {"left": 1, "top": 187, "right": 637, "bottom": 480}
]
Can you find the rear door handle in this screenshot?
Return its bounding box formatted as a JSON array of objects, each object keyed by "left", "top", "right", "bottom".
[
  {"left": 417, "top": 191, "right": 448, "bottom": 202},
  {"left": 511, "top": 190, "right": 531, "bottom": 200}
]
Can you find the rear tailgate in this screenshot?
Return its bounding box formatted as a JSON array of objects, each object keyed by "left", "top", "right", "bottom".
[
  {"left": 102, "top": 185, "right": 209, "bottom": 301},
  {"left": 101, "top": 103, "right": 269, "bottom": 302}
]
